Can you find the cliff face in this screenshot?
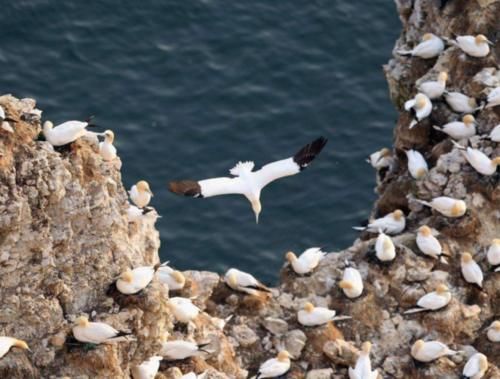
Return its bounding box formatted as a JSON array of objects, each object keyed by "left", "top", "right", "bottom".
[{"left": 0, "top": 0, "right": 499, "bottom": 378}]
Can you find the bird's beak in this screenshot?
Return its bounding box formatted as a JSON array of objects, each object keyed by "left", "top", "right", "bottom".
[
  {"left": 255, "top": 213, "right": 259, "bottom": 224},
  {"left": 487, "top": 39, "right": 494, "bottom": 45}
]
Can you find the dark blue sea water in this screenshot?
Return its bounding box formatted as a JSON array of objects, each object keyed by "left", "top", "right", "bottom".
[{"left": 2, "top": 1, "right": 400, "bottom": 282}]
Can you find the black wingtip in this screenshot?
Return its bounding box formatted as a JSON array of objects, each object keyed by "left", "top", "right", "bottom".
[
  {"left": 168, "top": 180, "right": 203, "bottom": 198},
  {"left": 293, "top": 136, "right": 328, "bottom": 170}
]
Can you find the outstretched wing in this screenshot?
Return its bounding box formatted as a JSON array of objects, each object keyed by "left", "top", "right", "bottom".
[
  {"left": 169, "top": 177, "right": 246, "bottom": 198},
  {"left": 255, "top": 136, "right": 328, "bottom": 188}
]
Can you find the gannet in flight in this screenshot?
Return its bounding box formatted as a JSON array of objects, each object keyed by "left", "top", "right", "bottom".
[
  {"left": 129, "top": 181, "right": 153, "bottom": 208},
  {"left": 168, "top": 137, "right": 328, "bottom": 223},
  {"left": 411, "top": 340, "right": 458, "bottom": 362},
  {"left": 286, "top": 247, "right": 326, "bottom": 275},
  {"left": 43, "top": 117, "right": 99, "bottom": 146},
  {"left": 99, "top": 130, "right": 117, "bottom": 161},
  {"left": 486, "top": 320, "right": 500, "bottom": 342},
  {"left": 348, "top": 341, "right": 378, "bottom": 379},
  {"left": 224, "top": 268, "right": 271, "bottom": 295},
  {"left": 418, "top": 72, "right": 448, "bottom": 99},
  {"left": 397, "top": 33, "right": 444, "bottom": 59},
  {"left": 256, "top": 351, "right": 291, "bottom": 379},
  {"left": 463, "top": 353, "right": 488, "bottom": 379},
  {"left": 404, "top": 93, "right": 432, "bottom": 128},
  {"left": 72, "top": 316, "right": 131, "bottom": 344},
  {"left": 131, "top": 356, "right": 163, "bottom": 379},
  {"left": 404, "top": 284, "right": 451, "bottom": 314},
  {"left": 461, "top": 252, "right": 483, "bottom": 288},
  {"left": 453, "top": 34, "right": 493, "bottom": 57},
  {"left": 0, "top": 337, "right": 30, "bottom": 358},
  {"left": 433, "top": 114, "right": 476, "bottom": 140}
]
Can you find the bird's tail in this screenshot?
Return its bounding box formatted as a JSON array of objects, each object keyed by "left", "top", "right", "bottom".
[
  {"left": 154, "top": 260, "right": 170, "bottom": 271},
  {"left": 4, "top": 117, "right": 17, "bottom": 123},
  {"left": 397, "top": 49, "right": 413, "bottom": 56},
  {"left": 197, "top": 342, "right": 211, "bottom": 354},
  {"left": 332, "top": 315, "right": 352, "bottom": 321},
  {"left": 404, "top": 308, "right": 426, "bottom": 314},
  {"left": 451, "top": 140, "right": 466, "bottom": 150},
  {"left": 85, "top": 115, "right": 98, "bottom": 128},
  {"left": 495, "top": 266, "right": 500, "bottom": 272},
  {"left": 432, "top": 125, "right": 443, "bottom": 132},
  {"left": 414, "top": 199, "right": 431, "bottom": 208},
  {"left": 409, "top": 119, "right": 418, "bottom": 129},
  {"left": 352, "top": 226, "right": 366, "bottom": 231}
]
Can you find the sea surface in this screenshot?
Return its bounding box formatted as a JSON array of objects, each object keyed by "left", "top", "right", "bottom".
[{"left": 3, "top": 1, "right": 400, "bottom": 283}]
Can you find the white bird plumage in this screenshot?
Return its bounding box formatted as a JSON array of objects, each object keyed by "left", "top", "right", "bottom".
[
  {"left": 116, "top": 266, "right": 155, "bottom": 294},
  {"left": 168, "top": 297, "right": 200, "bottom": 323},
  {"left": 156, "top": 264, "right": 186, "bottom": 291},
  {"left": 256, "top": 351, "right": 291, "bottom": 379},
  {"left": 168, "top": 137, "right": 328, "bottom": 223},
  {"left": 348, "top": 341, "right": 378, "bottom": 379},
  {"left": 487, "top": 239, "right": 500, "bottom": 267},
  {"left": 444, "top": 92, "right": 478, "bottom": 113},
  {"left": 461, "top": 253, "right": 483, "bottom": 288},
  {"left": 297, "top": 302, "right": 350, "bottom": 326},
  {"left": 454, "top": 34, "right": 493, "bottom": 57},
  {"left": 129, "top": 181, "right": 153, "bottom": 208},
  {"left": 463, "top": 353, "right": 488, "bottom": 379},
  {"left": 486, "top": 320, "right": 500, "bottom": 342},
  {"left": 416, "top": 226, "right": 442, "bottom": 259},
  {"left": 406, "top": 150, "right": 428, "bottom": 179},
  {"left": 99, "top": 130, "right": 117, "bottom": 161},
  {"left": 433, "top": 114, "right": 476, "bottom": 140},
  {"left": 397, "top": 33, "right": 444, "bottom": 59},
  {"left": 375, "top": 231, "right": 396, "bottom": 262},
  {"left": 286, "top": 247, "right": 326, "bottom": 275},
  {"left": 43, "top": 119, "right": 96, "bottom": 146},
  {"left": 367, "top": 148, "right": 393, "bottom": 170},
  {"left": 404, "top": 93, "right": 432, "bottom": 128},
  {"left": 224, "top": 268, "right": 270, "bottom": 295},
  {"left": 127, "top": 205, "right": 159, "bottom": 224},
  {"left": 339, "top": 267, "right": 363, "bottom": 299},
  {"left": 418, "top": 71, "right": 448, "bottom": 99},
  {"left": 404, "top": 284, "right": 451, "bottom": 314},
  {"left": 72, "top": 316, "right": 129, "bottom": 344},
  {"left": 161, "top": 340, "right": 209, "bottom": 360},
  {"left": 353, "top": 209, "right": 405, "bottom": 234},
  {"left": 0, "top": 337, "right": 30, "bottom": 358},
  {"left": 416, "top": 196, "right": 467, "bottom": 217},
  {"left": 485, "top": 87, "right": 500, "bottom": 109},
  {"left": 131, "top": 356, "right": 163, "bottom": 379},
  {"left": 486, "top": 124, "right": 500, "bottom": 142},
  {"left": 452, "top": 141, "right": 500, "bottom": 176},
  {"left": 411, "top": 339, "right": 458, "bottom": 362}
]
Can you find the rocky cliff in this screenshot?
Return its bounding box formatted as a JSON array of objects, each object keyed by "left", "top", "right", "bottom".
[{"left": 0, "top": 0, "right": 499, "bottom": 378}]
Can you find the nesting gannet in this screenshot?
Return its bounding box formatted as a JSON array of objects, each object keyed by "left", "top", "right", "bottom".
[
  {"left": 0, "top": 105, "right": 16, "bottom": 133},
  {"left": 0, "top": 337, "right": 30, "bottom": 358},
  {"left": 116, "top": 266, "right": 155, "bottom": 294},
  {"left": 406, "top": 150, "right": 428, "bottom": 179},
  {"left": 418, "top": 72, "right": 448, "bottom": 99},
  {"left": 181, "top": 372, "right": 207, "bottom": 379},
  {"left": 72, "top": 316, "right": 130, "bottom": 344},
  {"left": 487, "top": 239, "right": 500, "bottom": 266},
  {"left": 454, "top": 34, "right": 493, "bottom": 57},
  {"left": 416, "top": 196, "right": 466, "bottom": 217},
  {"left": 375, "top": 231, "right": 396, "bottom": 262},
  {"left": 156, "top": 264, "right": 186, "bottom": 291},
  {"left": 444, "top": 92, "right": 478, "bottom": 113},
  {"left": 161, "top": 340, "right": 209, "bottom": 360},
  {"left": 339, "top": 267, "right": 363, "bottom": 299},
  {"left": 485, "top": 87, "right": 500, "bottom": 109},
  {"left": 452, "top": 141, "right": 500, "bottom": 176},
  {"left": 411, "top": 340, "right": 458, "bottom": 362},
  {"left": 43, "top": 118, "right": 97, "bottom": 147},
  {"left": 99, "top": 130, "right": 117, "bottom": 161},
  {"left": 367, "top": 148, "right": 393, "bottom": 170},
  {"left": 486, "top": 320, "right": 500, "bottom": 342},
  {"left": 168, "top": 137, "right": 328, "bottom": 223},
  {"left": 461, "top": 253, "right": 483, "bottom": 288},
  {"left": 404, "top": 284, "right": 451, "bottom": 314},
  {"left": 348, "top": 341, "right": 378, "bottom": 379},
  {"left": 353, "top": 209, "right": 405, "bottom": 234},
  {"left": 129, "top": 181, "right": 153, "bottom": 208},
  {"left": 168, "top": 297, "right": 200, "bottom": 323},
  {"left": 127, "top": 205, "right": 159, "bottom": 224},
  {"left": 224, "top": 268, "right": 271, "bottom": 295},
  {"left": 463, "top": 353, "right": 488, "bottom": 379},
  {"left": 256, "top": 351, "right": 291, "bottom": 379},
  {"left": 485, "top": 124, "right": 500, "bottom": 142},
  {"left": 131, "top": 356, "right": 163, "bottom": 379},
  {"left": 297, "top": 302, "right": 350, "bottom": 326},
  {"left": 397, "top": 33, "right": 444, "bottom": 59},
  {"left": 433, "top": 114, "right": 476, "bottom": 140},
  {"left": 404, "top": 93, "right": 432, "bottom": 128},
  {"left": 286, "top": 247, "right": 326, "bottom": 275},
  {"left": 416, "top": 226, "right": 442, "bottom": 259}
]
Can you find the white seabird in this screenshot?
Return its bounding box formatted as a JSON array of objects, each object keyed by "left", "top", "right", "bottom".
[
  {"left": 348, "top": 341, "right": 378, "bottom": 379},
  {"left": 487, "top": 239, "right": 500, "bottom": 267},
  {"left": 168, "top": 297, "right": 200, "bottom": 323},
  {"left": 485, "top": 124, "right": 500, "bottom": 142},
  {"left": 375, "top": 231, "right": 396, "bottom": 262},
  {"left": 156, "top": 264, "right": 186, "bottom": 291},
  {"left": 463, "top": 353, "right": 488, "bottom": 379},
  {"left": 180, "top": 372, "right": 207, "bottom": 379},
  {"left": 286, "top": 247, "right": 326, "bottom": 275},
  {"left": 461, "top": 252, "right": 483, "bottom": 288},
  {"left": 129, "top": 181, "right": 153, "bottom": 208},
  {"left": 406, "top": 149, "right": 428, "bottom": 179},
  {"left": 411, "top": 339, "right": 458, "bottom": 362},
  {"left": 297, "top": 302, "right": 350, "bottom": 327},
  {"left": 131, "top": 356, "right": 163, "bottom": 379},
  {"left": 339, "top": 267, "right": 363, "bottom": 299},
  {"left": 486, "top": 320, "right": 500, "bottom": 342},
  {"left": 454, "top": 34, "right": 493, "bottom": 57},
  {"left": 367, "top": 148, "right": 393, "bottom": 170},
  {"left": 0, "top": 105, "right": 15, "bottom": 133},
  {"left": 0, "top": 337, "right": 30, "bottom": 358},
  {"left": 168, "top": 137, "right": 328, "bottom": 223},
  {"left": 452, "top": 141, "right": 500, "bottom": 176},
  {"left": 72, "top": 316, "right": 130, "bottom": 344},
  {"left": 127, "top": 205, "right": 160, "bottom": 224},
  {"left": 404, "top": 93, "right": 432, "bottom": 128},
  {"left": 433, "top": 114, "right": 476, "bottom": 140},
  {"left": 397, "top": 33, "right": 444, "bottom": 59},
  {"left": 416, "top": 225, "right": 442, "bottom": 259},
  {"left": 404, "top": 284, "right": 451, "bottom": 314},
  {"left": 116, "top": 266, "right": 156, "bottom": 294},
  {"left": 43, "top": 118, "right": 98, "bottom": 147},
  {"left": 444, "top": 92, "right": 478, "bottom": 113},
  {"left": 256, "top": 351, "right": 291, "bottom": 379},
  {"left": 353, "top": 209, "right": 405, "bottom": 234},
  {"left": 416, "top": 196, "right": 467, "bottom": 217},
  {"left": 161, "top": 340, "right": 209, "bottom": 360},
  {"left": 224, "top": 268, "right": 271, "bottom": 295},
  {"left": 485, "top": 87, "right": 500, "bottom": 109},
  {"left": 99, "top": 130, "right": 117, "bottom": 161},
  {"left": 418, "top": 71, "right": 448, "bottom": 99}
]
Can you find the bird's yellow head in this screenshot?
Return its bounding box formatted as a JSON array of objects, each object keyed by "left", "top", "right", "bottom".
[
  {"left": 492, "top": 239, "right": 500, "bottom": 246},
  {"left": 339, "top": 280, "right": 353, "bottom": 290},
  {"left": 418, "top": 225, "right": 432, "bottom": 237},
  {"left": 304, "top": 302, "right": 315, "bottom": 313},
  {"left": 468, "top": 97, "right": 478, "bottom": 107},
  {"left": 462, "top": 114, "right": 475, "bottom": 126},
  {"left": 451, "top": 201, "right": 466, "bottom": 217},
  {"left": 277, "top": 350, "right": 290, "bottom": 362},
  {"left": 438, "top": 71, "right": 448, "bottom": 83},
  {"left": 172, "top": 270, "right": 185, "bottom": 285},
  {"left": 393, "top": 209, "right": 404, "bottom": 221},
  {"left": 251, "top": 199, "right": 262, "bottom": 224},
  {"left": 286, "top": 252, "right": 297, "bottom": 262},
  {"left": 436, "top": 284, "right": 449, "bottom": 294},
  {"left": 13, "top": 339, "right": 30, "bottom": 351},
  {"left": 382, "top": 237, "right": 393, "bottom": 251},
  {"left": 137, "top": 180, "right": 152, "bottom": 194},
  {"left": 413, "top": 339, "right": 425, "bottom": 351},
  {"left": 415, "top": 168, "right": 427, "bottom": 179},
  {"left": 461, "top": 252, "right": 473, "bottom": 263},
  {"left": 478, "top": 354, "right": 488, "bottom": 370},
  {"left": 475, "top": 34, "right": 489, "bottom": 44},
  {"left": 492, "top": 157, "right": 500, "bottom": 166},
  {"left": 380, "top": 148, "right": 391, "bottom": 157},
  {"left": 361, "top": 341, "right": 372, "bottom": 354},
  {"left": 104, "top": 130, "right": 115, "bottom": 143},
  {"left": 422, "top": 33, "right": 434, "bottom": 41},
  {"left": 75, "top": 316, "right": 89, "bottom": 328},
  {"left": 120, "top": 269, "right": 134, "bottom": 283},
  {"left": 415, "top": 94, "right": 428, "bottom": 109},
  {"left": 491, "top": 321, "right": 500, "bottom": 331},
  {"left": 228, "top": 272, "right": 238, "bottom": 287},
  {"left": 43, "top": 121, "right": 54, "bottom": 132}
]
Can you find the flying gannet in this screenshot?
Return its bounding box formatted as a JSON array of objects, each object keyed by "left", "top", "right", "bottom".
[
  {"left": 99, "top": 130, "right": 117, "bottom": 161},
  {"left": 131, "top": 356, "right": 163, "bottom": 379},
  {"left": 256, "top": 351, "right": 291, "bottom": 379},
  {"left": 161, "top": 340, "right": 210, "bottom": 360},
  {"left": 411, "top": 339, "right": 458, "bottom": 362},
  {"left": 418, "top": 72, "right": 448, "bottom": 99},
  {"left": 156, "top": 264, "right": 186, "bottom": 291},
  {"left": 416, "top": 226, "right": 442, "bottom": 259},
  {"left": 168, "top": 137, "right": 328, "bottom": 223},
  {"left": 487, "top": 239, "right": 500, "bottom": 267},
  {"left": 463, "top": 353, "right": 488, "bottom": 379},
  {"left": 453, "top": 34, "right": 493, "bottom": 57},
  {"left": 168, "top": 297, "right": 200, "bottom": 323},
  {"left": 416, "top": 196, "right": 466, "bottom": 217},
  {"left": 486, "top": 320, "right": 500, "bottom": 342},
  {"left": 286, "top": 247, "right": 326, "bottom": 275},
  {"left": 43, "top": 117, "right": 98, "bottom": 147},
  {"left": 404, "top": 284, "right": 451, "bottom": 314},
  {"left": 433, "top": 114, "right": 476, "bottom": 140},
  {"left": 397, "top": 33, "right": 444, "bottom": 59},
  {"left": 116, "top": 266, "right": 156, "bottom": 294},
  {"left": 348, "top": 341, "right": 378, "bottom": 379},
  {"left": 406, "top": 150, "right": 428, "bottom": 179},
  {"left": 452, "top": 141, "right": 500, "bottom": 176},
  {"left": 224, "top": 268, "right": 271, "bottom": 295},
  {"left": 0, "top": 337, "right": 30, "bottom": 358},
  {"left": 353, "top": 210, "right": 405, "bottom": 234},
  {"left": 485, "top": 87, "right": 500, "bottom": 109},
  {"left": 404, "top": 93, "right": 432, "bottom": 128},
  {"left": 129, "top": 181, "right": 153, "bottom": 208},
  {"left": 339, "top": 267, "right": 363, "bottom": 299},
  {"left": 375, "top": 231, "right": 396, "bottom": 262},
  {"left": 72, "top": 316, "right": 131, "bottom": 344},
  {"left": 297, "top": 302, "right": 350, "bottom": 326},
  {"left": 461, "top": 252, "right": 483, "bottom": 288},
  {"left": 444, "top": 92, "right": 478, "bottom": 113}
]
